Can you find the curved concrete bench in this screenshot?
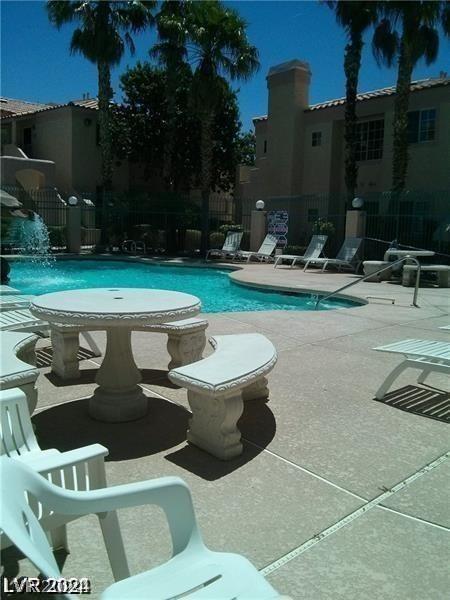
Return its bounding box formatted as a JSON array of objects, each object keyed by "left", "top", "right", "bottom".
[
  {"left": 169, "top": 333, "right": 277, "bottom": 460},
  {"left": 402, "top": 264, "right": 450, "bottom": 288},
  {"left": 137, "top": 317, "right": 208, "bottom": 369},
  {"left": 0, "top": 331, "right": 39, "bottom": 413},
  {"left": 51, "top": 317, "right": 208, "bottom": 379},
  {"left": 363, "top": 261, "right": 393, "bottom": 282}
]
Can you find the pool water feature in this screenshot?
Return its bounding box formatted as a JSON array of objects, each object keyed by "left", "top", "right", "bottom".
[{"left": 10, "top": 259, "right": 361, "bottom": 313}]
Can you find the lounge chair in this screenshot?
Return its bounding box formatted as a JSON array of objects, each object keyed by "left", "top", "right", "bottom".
[
  {"left": 205, "top": 230, "right": 243, "bottom": 261},
  {"left": 373, "top": 338, "right": 450, "bottom": 399},
  {"left": 1, "top": 456, "right": 282, "bottom": 598},
  {"left": 303, "top": 237, "right": 362, "bottom": 272},
  {"left": 0, "top": 293, "right": 34, "bottom": 310},
  {"left": 235, "top": 233, "right": 278, "bottom": 263},
  {"left": 0, "top": 307, "right": 101, "bottom": 357},
  {"left": 0, "top": 284, "right": 19, "bottom": 295},
  {"left": 274, "top": 235, "right": 328, "bottom": 269}
]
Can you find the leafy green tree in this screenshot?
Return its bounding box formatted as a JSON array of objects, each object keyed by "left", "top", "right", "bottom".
[
  {"left": 46, "top": 1, "right": 155, "bottom": 195},
  {"left": 112, "top": 62, "right": 242, "bottom": 194},
  {"left": 236, "top": 131, "right": 256, "bottom": 166},
  {"left": 327, "top": 1, "right": 381, "bottom": 202},
  {"left": 156, "top": 0, "right": 259, "bottom": 256},
  {"left": 373, "top": 1, "right": 450, "bottom": 194}
]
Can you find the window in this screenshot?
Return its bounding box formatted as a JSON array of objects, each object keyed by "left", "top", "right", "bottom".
[
  {"left": 355, "top": 119, "right": 384, "bottom": 161},
  {"left": 1, "top": 123, "right": 12, "bottom": 145},
  {"left": 407, "top": 109, "right": 436, "bottom": 143},
  {"left": 311, "top": 131, "right": 322, "bottom": 147},
  {"left": 263, "top": 139, "right": 267, "bottom": 154},
  {"left": 307, "top": 208, "right": 319, "bottom": 222}
]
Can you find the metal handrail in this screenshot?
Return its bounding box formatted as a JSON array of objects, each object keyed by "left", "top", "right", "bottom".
[{"left": 315, "top": 256, "right": 422, "bottom": 310}]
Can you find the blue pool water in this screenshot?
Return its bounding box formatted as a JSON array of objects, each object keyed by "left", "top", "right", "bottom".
[{"left": 9, "top": 260, "right": 361, "bottom": 313}]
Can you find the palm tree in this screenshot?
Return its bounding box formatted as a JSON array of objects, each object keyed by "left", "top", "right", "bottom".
[
  {"left": 152, "top": 0, "right": 191, "bottom": 191},
  {"left": 47, "top": 1, "right": 155, "bottom": 198},
  {"left": 327, "top": 1, "right": 381, "bottom": 203},
  {"left": 158, "top": 0, "right": 259, "bottom": 256},
  {"left": 373, "top": 1, "right": 450, "bottom": 194}
]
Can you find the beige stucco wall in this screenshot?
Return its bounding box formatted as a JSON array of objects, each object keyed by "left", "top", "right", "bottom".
[
  {"left": 71, "top": 109, "right": 129, "bottom": 195},
  {"left": 3, "top": 106, "right": 133, "bottom": 197},
  {"left": 27, "top": 108, "right": 73, "bottom": 194},
  {"left": 266, "top": 61, "right": 311, "bottom": 197},
  {"left": 243, "top": 65, "right": 450, "bottom": 203}
]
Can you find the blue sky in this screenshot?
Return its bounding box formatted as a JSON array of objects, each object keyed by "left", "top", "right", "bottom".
[{"left": 2, "top": 1, "right": 450, "bottom": 130}]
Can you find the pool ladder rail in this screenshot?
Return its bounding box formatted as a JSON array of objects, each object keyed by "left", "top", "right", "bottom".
[{"left": 315, "top": 256, "right": 422, "bottom": 310}]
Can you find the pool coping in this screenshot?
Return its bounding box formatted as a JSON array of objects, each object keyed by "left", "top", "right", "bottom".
[{"left": 4, "top": 252, "right": 369, "bottom": 308}]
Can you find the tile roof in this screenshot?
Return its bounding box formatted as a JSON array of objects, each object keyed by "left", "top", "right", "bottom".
[
  {"left": 253, "top": 77, "right": 450, "bottom": 123},
  {"left": 0, "top": 97, "right": 100, "bottom": 118},
  {"left": 0, "top": 97, "right": 53, "bottom": 116}
]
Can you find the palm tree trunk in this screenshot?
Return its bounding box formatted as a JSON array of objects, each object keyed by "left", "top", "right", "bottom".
[
  {"left": 97, "top": 61, "right": 114, "bottom": 244},
  {"left": 392, "top": 36, "right": 413, "bottom": 196},
  {"left": 200, "top": 111, "right": 214, "bottom": 257},
  {"left": 343, "top": 31, "right": 363, "bottom": 204}
]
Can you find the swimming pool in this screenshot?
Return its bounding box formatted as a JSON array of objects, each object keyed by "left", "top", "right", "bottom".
[{"left": 9, "top": 259, "right": 361, "bottom": 313}]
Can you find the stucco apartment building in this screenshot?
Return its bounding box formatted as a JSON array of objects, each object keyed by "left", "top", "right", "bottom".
[
  {"left": 239, "top": 59, "right": 450, "bottom": 218},
  {"left": 1, "top": 96, "right": 130, "bottom": 197}
]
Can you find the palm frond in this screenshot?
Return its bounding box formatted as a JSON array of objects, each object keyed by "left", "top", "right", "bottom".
[{"left": 372, "top": 18, "right": 398, "bottom": 67}]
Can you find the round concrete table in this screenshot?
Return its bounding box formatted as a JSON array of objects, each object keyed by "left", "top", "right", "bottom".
[{"left": 30, "top": 288, "right": 201, "bottom": 422}]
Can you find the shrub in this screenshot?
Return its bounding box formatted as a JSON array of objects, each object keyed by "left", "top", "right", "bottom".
[
  {"left": 219, "top": 223, "right": 243, "bottom": 235},
  {"left": 312, "top": 218, "right": 335, "bottom": 237},
  {"left": 283, "top": 245, "right": 307, "bottom": 255},
  {"left": 209, "top": 231, "right": 225, "bottom": 248}
]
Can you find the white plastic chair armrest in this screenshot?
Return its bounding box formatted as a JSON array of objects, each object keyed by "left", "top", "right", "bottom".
[
  {"left": 26, "top": 444, "right": 109, "bottom": 473},
  {"left": 36, "top": 474, "right": 202, "bottom": 556}
]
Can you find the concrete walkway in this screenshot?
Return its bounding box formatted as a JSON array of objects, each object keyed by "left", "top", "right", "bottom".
[{"left": 4, "top": 262, "right": 449, "bottom": 599}]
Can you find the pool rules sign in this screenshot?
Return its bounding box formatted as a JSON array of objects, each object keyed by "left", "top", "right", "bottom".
[{"left": 267, "top": 210, "right": 288, "bottom": 248}]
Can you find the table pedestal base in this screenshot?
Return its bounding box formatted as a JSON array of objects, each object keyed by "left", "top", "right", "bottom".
[
  {"left": 89, "top": 388, "right": 147, "bottom": 423},
  {"left": 89, "top": 327, "right": 147, "bottom": 423}
]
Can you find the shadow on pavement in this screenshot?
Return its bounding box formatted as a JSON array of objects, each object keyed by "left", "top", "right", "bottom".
[
  {"left": 32, "top": 396, "right": 189, "bottom": 461},
  {"left": 165, "top": 399, "right": 276, "bottom": 481},
  {"left": 373, "top": 384, "right": 449, "bottom": 423}
]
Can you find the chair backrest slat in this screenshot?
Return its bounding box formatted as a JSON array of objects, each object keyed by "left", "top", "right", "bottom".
[
  {"left": 336, "top": 237, "right": 362, "bottom": 261},
  {"left": 0, "top": 389, "right": 40, "bottom": 457},
  {"left": 303, "top": 235, "right": 328, "bottom": 259},
  {"left": 222, "top": 231, "right": 243, "bottom": 252},
  {"left": 0, "top": 458, "right": 62, "bottom": 581},
  {"left": 258, "top": 234, "right": 278, "bottom": 255}
]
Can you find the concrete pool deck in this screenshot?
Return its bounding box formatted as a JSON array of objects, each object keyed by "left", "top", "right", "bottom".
[{"left": 4, "top": 262, "right": 449, "bottom": 599}]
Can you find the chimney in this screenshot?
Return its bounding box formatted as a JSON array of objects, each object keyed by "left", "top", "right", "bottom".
[
  {"left": 82, "top": 93, "right": 86, "bottom": 100},
  {"left": 266, "top": 59, "right": 312, "bottom": 196},
  {"left": 86, "top": 92, "right": 90, "bottom": 100}
]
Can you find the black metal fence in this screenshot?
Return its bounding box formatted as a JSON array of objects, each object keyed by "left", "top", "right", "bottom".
[
  {"left": 2, "top": 186, "right": 449, "bottom": 259},
  {"left": 241, "top": 190, "right": 450, "bottom": 261},
  {"left": 0, "top": 187, "right": 237, "bottom": 254}
]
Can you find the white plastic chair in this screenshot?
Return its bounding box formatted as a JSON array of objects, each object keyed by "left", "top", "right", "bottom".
[
  {"left": 0, "top": 456, "right": 281, "bottom": 599},
  {"left": 206, "top": 231, "right": 244, "bottom": 261},
  {"left": 373, "top": 339, "right": 450, "bottom": 399},
  {"left": 0, "top": 293, "right": 34, "bottom": 310},
  {"left": 303, "top": 237, "right": 363, "bottom": 272},
  {"left": 0, "top": 388, "right": 128, "bottom": 580},
  {"left": 235, "top": 234, "right": 278, "bottom": 263},
  {"left": 0, "top": 307, "right": 101, "bottom": 356},
  {"left": 274, "top": 235, "right": 328, "bottom": 269}
]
